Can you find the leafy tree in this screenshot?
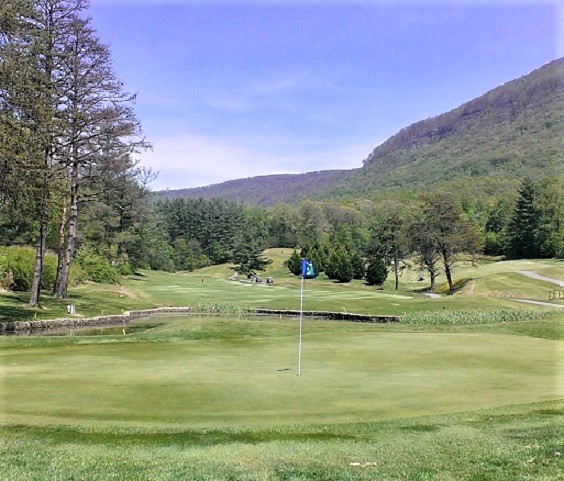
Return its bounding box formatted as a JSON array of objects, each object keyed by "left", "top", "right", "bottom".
[
  {"left": 367, "top": 204, "right": 409, "bottom": 290},
  {"left": 483, "top": 199, "right": 513, "bottom": 256},
  {"left": 417, "top": 192, "right": 481, "bottom": 293},
  {"left": 409, "top": 221, "right": 441, "bottom": 291},
  {"left": 535, "top": 177, "right": 564, "bottom": 258}
]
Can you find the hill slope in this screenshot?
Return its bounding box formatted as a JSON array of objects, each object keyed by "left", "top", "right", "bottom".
[
  {"left": 349, "top": 57, "right": 563, "bottom": 192},
  {"left": 160, "top": 58, "right": 563, "bottom": 205},
  {"left": 158, "top": 169, "right": 353, "bottom": 206}
]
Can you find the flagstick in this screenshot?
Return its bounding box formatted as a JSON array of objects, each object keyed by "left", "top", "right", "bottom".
[{"left": 298, "top": 275, "right": 304, "bottom": 377}]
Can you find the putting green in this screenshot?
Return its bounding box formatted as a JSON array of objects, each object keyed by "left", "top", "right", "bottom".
[{"left": 1, "top": 320, "right": 560, "bottom": 428}]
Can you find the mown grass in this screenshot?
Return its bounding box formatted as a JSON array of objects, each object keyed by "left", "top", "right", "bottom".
[
  {"left": 1, "top": 400, "right": 562, "bottom": 480},
  {"left": 1, "top": 251, "right": 563, "bottom": 323},
  {"left": 1, "top": 316, "right": 561, "bottom": 428},
  {"left": 1, "top": 253, "right": 563, "bottom": 480}
]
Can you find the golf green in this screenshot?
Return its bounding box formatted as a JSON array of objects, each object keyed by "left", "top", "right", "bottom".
[{"left": 2, "top": 320, "right": 560, "bottom": 428}]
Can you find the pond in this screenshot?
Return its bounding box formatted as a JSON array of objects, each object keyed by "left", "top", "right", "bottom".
[{"left": 8, "top": 321, "right": 163, "bottom": 337}]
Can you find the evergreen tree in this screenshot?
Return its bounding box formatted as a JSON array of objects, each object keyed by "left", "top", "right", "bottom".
[
  {"left": 507, "top": 178, "right": 540, "bottom": 258},
  {"left": 232, "top": 240, "right": 271, "bottom": 278},
  {"left": 365, "top": 258, "right": 388, "bottom": 286},
  {"left": 325, "top": 247, "right": 353, "bottom": 283},
  {"left": 285, "top": 249, "right": 301, "bottom": 276},
  {"left": 350, "top": 251, "right": 366, "bottom": 280}
]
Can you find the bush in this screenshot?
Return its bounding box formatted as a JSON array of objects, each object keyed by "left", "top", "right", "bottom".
[
  {"left": 366, "top": 258, "right": 388, "bottom": 286},
  {"left": 74, "top": 245, "right": 118, "bottom": 284},
  {"left": 325, "top": 248, "right": 353, "bottom": 283},
  {"left": 0, "top": 246, "right": 57, "bottom": 291},
  {"left": 285, "top": 249, "right": 302, "bottom": 276}
]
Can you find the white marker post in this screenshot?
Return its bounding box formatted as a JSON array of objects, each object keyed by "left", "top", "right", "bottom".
[{"left": 298, "top": 275, "right": 304, "bottom": 377}]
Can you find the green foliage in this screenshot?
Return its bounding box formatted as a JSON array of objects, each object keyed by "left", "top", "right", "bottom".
[
  {"left": 300, "top": 242, "right": 330, "bottom": 273},
  {"left": 325, "top": 247, "right": 353, "bottom": 283},
  {"left": 285, "top": 249, "right": 302, "bottom": 276},
  {"left": 402, "top": 309, "right": 557, "bottom": 325},
  {"left": 365, "top": 258, "right": 388, "bottom": 286},
  {"left": 0, "top": 246, "right": 56, "bottom": 291},
  {"left": 173, "top": 237, "right": 209, "bottom": 272},
  {"left": 507, "top": 178, "right": 540, "bottom": 258},
  {"left": 74, "top": 245, "right": 118, "bottom": 284},
  {"left": 350, "top": 251, "right": 366, "bottom": 279},
  {"left": 232, "top": 240, "right": 272, "bottom": 277},
  {"left": 506, "top": 176, "right": 564, "bottom": 259}
]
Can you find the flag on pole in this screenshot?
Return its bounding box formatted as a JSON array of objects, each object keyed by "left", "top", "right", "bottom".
[
  {"left": 300, "top": 258, "right": 317, "bottom": 279},
  {"left": 298, "top": 258, "right": 316, "bottom": 377}
]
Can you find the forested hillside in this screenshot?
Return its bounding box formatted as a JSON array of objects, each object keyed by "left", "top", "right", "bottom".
[
  {"left": 344, "top": 57, "right": 563, "bottom": 194},
  {"left": 159, "top": 170, "right": 351, "bottom": 206},
  {"left": 164, "top": 58, "right": 563, "bottom": 205}
]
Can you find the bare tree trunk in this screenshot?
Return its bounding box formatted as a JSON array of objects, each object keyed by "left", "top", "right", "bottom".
[
  {"left": 55, "top": 163, "right": 78, "bottom": 299},
  {"left": 441, "top": 248, "right": 454, "bottom": 293},
  {"left": 394, "top": 255, "right": 399, "bottom": 290},
  {"left": 429, "top": 268, "right": 437, "bottom": 290},
  {"left": 53, "top": 198, "right": 68, "bottom": 295},
  {"left": 29, "top": 174, "right": 49, "bottom": 307}
]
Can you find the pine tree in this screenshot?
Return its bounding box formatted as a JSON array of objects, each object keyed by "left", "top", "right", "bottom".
[
  {"left": 366, "top": 258, "right": 388, "bottom": 286},
  {"left": 285, "top": 249, "right": 301, "bottom": 276},
  {"left": 507, "top": 178, "right": 540, "bottom": 258}
]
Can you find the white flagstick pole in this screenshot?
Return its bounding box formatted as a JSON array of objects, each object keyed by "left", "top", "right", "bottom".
[{"left": 298, "top": 275, "right": 304, "bottom": 376}]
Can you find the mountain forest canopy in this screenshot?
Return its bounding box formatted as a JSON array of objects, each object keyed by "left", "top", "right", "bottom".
[{"left": 0, "top": 0, "right": 562, "bottom": 303}]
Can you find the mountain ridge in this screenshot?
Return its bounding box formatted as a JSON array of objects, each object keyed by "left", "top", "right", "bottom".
[{"left": 159, "top": 58, "right": 563, "bottom": 205}]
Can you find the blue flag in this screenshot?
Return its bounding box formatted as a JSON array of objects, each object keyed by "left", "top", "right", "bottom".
[{"left": 301, "top": 259, "right": 317, "bottom": 279}]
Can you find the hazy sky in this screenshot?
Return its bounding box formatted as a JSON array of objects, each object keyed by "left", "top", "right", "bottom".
[{"left": 89, "top": 0, "right": 562, "bottom": 191}]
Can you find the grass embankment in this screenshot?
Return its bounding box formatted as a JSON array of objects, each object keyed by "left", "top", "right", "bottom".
[{"left": 1, "top": 401, "right": 562, "bottom": 481}]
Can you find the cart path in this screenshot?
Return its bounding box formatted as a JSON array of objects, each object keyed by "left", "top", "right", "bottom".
[
  {"left": 517, "top": 270, "right": 564, "bottom": 288},
  {"left": 512, "top": 299, "right": 564, "bottom": 309}
]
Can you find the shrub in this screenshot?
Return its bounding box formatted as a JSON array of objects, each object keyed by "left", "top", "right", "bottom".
[
  {"left": 74, "top": 245, "right": 118, "bottom": 284},
  {"left": 401, "top": 309, "right": 556, "bottom": 325},
  {"left": 325, "top": 248, "right": 353, "bottom": 283},
  {"left": 285, "top": 249, "right": 302, "bottom": 276},
  {"left": 366, "top": 258, "right": 388, "bottom": 286},
  {"left": 0, "top": 246, "right": 56, "bottom": 291}
]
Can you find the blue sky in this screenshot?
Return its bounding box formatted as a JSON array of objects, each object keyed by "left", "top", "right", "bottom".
[{"left": 89, "top": 0, "right": 562, "bottom": 190}]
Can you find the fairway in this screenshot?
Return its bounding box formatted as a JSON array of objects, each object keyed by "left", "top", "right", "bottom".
[{"left": 2, "top": 316, "right": 560, "bottom": 428}]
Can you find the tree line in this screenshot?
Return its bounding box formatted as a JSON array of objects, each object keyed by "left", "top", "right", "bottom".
[{"left": 1, "top": 0, "right": 151, "bottom": 306}]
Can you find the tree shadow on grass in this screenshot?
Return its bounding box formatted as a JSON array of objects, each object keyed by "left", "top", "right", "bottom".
[
  {"left": 0, "top": 293, "right": 37, "bottom": 323},
  {"left": 0, "top": 292, "right": 68, "bottom": 324},
  {"left": 1, "top": 424, "right": 359, "bottom": 448}
]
